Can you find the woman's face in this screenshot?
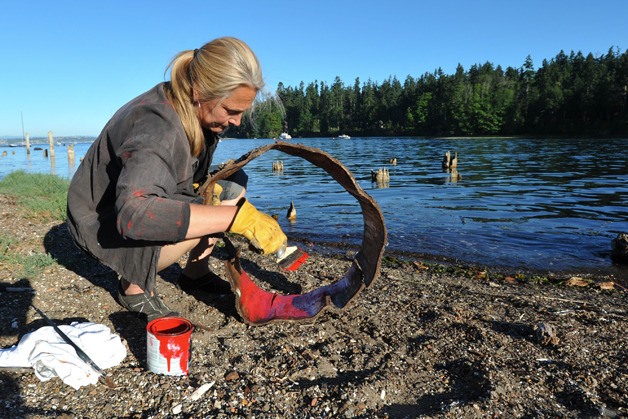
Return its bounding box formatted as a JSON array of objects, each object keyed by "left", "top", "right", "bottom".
[{"left": 197, "top": 85, "right": 257, "bottom": 133}]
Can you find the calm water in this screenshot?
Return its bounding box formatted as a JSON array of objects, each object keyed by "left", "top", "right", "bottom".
[{"left": 1, "top": 137, "right": 627, "bottom": 278}]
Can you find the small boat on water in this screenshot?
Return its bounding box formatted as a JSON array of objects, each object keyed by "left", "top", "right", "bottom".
[
  {"left": 338, "top": 134, "right": 350, "bottom": 140},
  {"left": 278, "top": 132, "right": 292, "bottom": 140}
]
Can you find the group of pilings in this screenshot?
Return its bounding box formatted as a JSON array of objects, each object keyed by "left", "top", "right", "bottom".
[
  {"left": 270, "top": 151, "right": 464, "bottom": 189},
  {"left": 4, "top": 131, "right": 77, "bottom": 172}
]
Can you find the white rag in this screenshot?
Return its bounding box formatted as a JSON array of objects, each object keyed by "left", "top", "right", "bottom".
[{"left": 0, "top": 322, "right": 126, "bottom": 390}]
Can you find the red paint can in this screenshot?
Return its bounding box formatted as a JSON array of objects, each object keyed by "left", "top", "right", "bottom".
[{"left": 146, "top": 317, "right": 194, "bottom": 375}]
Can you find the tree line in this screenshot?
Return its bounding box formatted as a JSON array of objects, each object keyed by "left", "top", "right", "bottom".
[{"left": 234, "top": 47, "right": 627, "bottom": 138}]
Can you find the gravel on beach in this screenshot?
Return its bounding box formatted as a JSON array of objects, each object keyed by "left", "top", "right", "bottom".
[{"left": 0, "top": 195, "right": 626, "bottom": 418}]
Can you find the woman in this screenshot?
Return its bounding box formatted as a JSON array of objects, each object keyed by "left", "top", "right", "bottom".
[{"left": 67, "top": 37, "right": 286, "bottom": 322}]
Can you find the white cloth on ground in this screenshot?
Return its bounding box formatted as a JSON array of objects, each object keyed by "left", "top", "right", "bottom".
[{"left": 0, "top": 322, "right": 126, "bottom": 389}]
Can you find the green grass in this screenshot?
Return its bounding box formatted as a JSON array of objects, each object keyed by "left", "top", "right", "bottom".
[
  {"left": 0, "top": 171, "right": 68, "bottom": 277},
  {"left": 0, "top": 170, "right": 69, "bottom": 222},
  {"left": 0, "top": 232, "right": 57, "bottom": 277}
]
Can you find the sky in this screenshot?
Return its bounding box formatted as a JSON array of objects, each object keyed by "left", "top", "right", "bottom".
[{"left": 1, "top": 0, "right": 626, "bottom": 138}]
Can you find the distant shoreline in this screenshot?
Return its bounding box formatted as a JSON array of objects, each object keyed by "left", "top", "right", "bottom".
[
  {"left": 3, "top": 134, "right": 626, "bottom": 146},
  {"left": 0, "top": 136, "right": 96, "bottom": 146}
]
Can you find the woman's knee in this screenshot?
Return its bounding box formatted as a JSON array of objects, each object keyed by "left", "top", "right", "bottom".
[
  {"left": 221, "top": 187, "right": 246, "bottom": 205},
  {"left": 215, "top": 169, "right": 248, "bottom": 202}
]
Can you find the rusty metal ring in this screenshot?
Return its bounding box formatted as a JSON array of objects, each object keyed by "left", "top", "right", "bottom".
[{"left": 198, "top": 141, "right": 387, "bottom": 323}]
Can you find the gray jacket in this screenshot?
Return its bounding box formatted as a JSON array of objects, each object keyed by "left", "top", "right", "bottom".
[{"left": 67, "top": 83, "right": 218, "bottom": 292}]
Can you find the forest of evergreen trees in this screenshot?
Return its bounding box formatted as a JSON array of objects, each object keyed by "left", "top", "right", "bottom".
[{"left": 234, "top": 47, "right": 627, "bottom": 139}]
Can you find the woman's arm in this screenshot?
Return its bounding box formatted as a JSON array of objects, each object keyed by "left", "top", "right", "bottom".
[{"left": 185, "top": 203, "right": 237, "bottom": 239}]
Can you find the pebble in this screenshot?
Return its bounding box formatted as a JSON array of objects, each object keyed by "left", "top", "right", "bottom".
[{"left": 225, "top": 371, "right": 239, "bottom": 381}]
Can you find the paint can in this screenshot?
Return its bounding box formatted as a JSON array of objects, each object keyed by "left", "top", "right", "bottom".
[{"left": 146, "top": 317, "right": 194, "bottom": 376}]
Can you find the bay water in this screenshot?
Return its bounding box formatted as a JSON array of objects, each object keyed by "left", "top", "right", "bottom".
[{"left": 1, "top": 137, "right": 626, "bottom": 279}]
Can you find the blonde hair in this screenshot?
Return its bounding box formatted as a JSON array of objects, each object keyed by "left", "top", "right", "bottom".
[{"left": 165, "top": 37, "right": 264, "bottom": 156}]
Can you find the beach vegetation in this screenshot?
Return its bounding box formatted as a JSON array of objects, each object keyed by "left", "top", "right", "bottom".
[
  {"left": 0, "top": 170, "right": 69, "bottom": 222},
  {"left": 0, "top": 232, "right": 57, "bottom": 278}
]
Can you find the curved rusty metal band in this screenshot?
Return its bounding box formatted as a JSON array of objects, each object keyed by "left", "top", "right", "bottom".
[{"left": 198, "top": 142, "right": 387, "bottom": 323}]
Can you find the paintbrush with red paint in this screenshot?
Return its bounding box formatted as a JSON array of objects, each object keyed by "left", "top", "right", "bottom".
[{"left": 276, "top": 243, "right": 309, "bottom": 271}]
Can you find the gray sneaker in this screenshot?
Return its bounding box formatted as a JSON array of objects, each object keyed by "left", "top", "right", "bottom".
[{"left": 117, "top": 284, "right": 179, "bottom": 322}]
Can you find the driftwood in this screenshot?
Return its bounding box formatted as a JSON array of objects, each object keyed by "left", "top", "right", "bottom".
[{"left": 197, "top": 141, "right": 387, "bottom": 325}]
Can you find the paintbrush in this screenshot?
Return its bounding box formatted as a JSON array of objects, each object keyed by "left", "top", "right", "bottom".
[
  {"left": 30, "top": 304, "right": 116, "bottom": 389},
  {"left": 276, "top": 243, "right": 309, "bottom": 271}
]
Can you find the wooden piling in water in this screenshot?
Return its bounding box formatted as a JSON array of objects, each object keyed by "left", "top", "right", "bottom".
[
  {"left": 48, "top": 131, "right": 55, "bottom": 158},
  {"left": 272, "top": 160, "right": 284, "bottom": 172},
  {"left": 68, "top": 143, "right": 75, "bottom": 166}
]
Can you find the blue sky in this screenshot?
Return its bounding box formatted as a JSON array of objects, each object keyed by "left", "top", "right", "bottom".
[{"left": 1, "top": 0, "right": 626, "bottom": 137}]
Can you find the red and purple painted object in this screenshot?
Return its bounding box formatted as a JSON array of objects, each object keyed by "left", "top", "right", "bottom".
[{"left": 201, "top": 143, "right": 387, "bottom": 325}]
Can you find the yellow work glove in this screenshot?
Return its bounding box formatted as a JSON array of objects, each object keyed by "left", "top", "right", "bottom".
[
  {"left": 230, "top": 198, "right": 287, "bottom": 255},
  {"left": 211, "top": 183, "right": 223, "bottom": 206}
]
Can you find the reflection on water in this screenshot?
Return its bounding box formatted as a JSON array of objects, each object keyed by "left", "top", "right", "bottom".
[{"left": 1, "top": 137, "right": 627, "bottom": 278}]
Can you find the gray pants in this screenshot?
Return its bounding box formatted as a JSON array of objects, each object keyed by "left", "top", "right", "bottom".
[{"left": 211, "top": 167, "right": 248, "bottom": 200}]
